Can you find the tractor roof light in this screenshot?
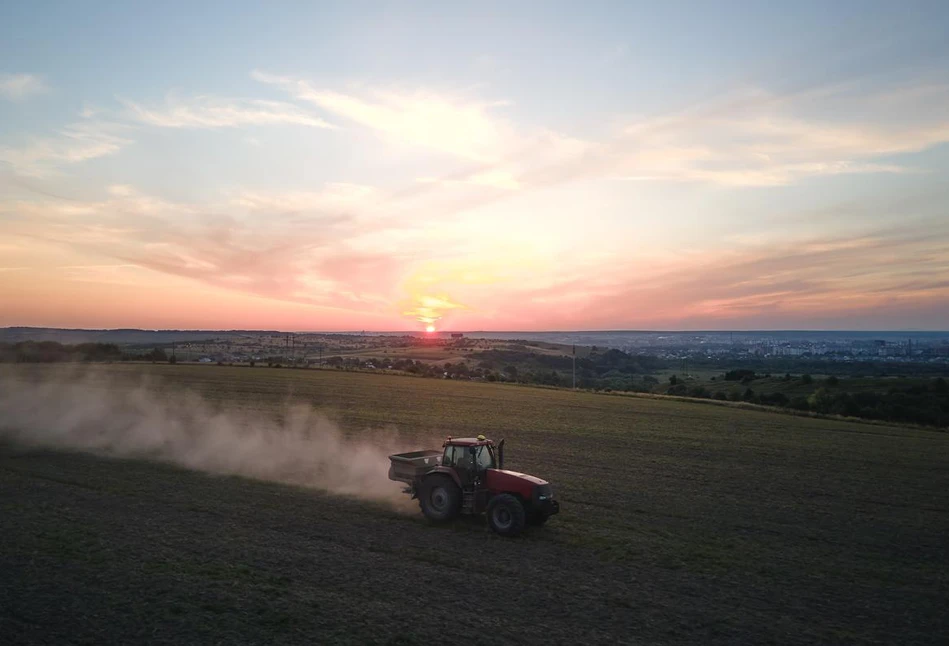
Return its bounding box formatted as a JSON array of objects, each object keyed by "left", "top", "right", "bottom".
[{"left": 477, "top": 434, "right": 486, "bottom": 441}]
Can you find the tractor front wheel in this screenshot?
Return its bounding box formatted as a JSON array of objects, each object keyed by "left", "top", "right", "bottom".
[
  {"left": 487, "top": 494, "right": 526, "bottom": 536},
  {"left": 419, "top": 475, "right": 461, "bottom": 522}
]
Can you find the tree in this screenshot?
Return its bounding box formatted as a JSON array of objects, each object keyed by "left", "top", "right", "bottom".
[
  {"left": 808, "top": 388, "right": 835, "bottom": 413},
  {"left": 801, "top": 374, "right": 813, "bottom": 385},
  {"left": 788, "top": 396, "right": 810, "bottom": 410},
  {"left": 688, "top": 386, "right": 711, "bottom": 399},
  {"left": 669, "top": 374, "right": 678, "bottom": 386},
  {"left": 144, "top": 347, "right": 167, "bottom": 362},
  {"left": 760, "top": 392, "right": 789, "bottom": 407},
  {"left": 503, "top": 365, "right": 518, "bottom": 380},
  {"left": 541, "top": 370, "right": 560, "bottom": 386}
]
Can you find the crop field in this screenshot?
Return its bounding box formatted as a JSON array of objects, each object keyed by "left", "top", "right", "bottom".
[
  {"left": 336, "top": 338, "right": 577, "bottom": 365},
  {"left": 2, "top": 364, "right": 948, "bottom": 644}
]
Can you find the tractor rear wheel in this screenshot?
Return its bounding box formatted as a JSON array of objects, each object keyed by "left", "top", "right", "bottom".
[
  {"left": 487, "top": 494, "right": 526, "bottom": 536},
  {"left": 419, "top": 475, "right": 461, "bottom": 522}
]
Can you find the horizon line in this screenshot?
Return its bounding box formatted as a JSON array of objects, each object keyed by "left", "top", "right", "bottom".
[{"left": 2, "top": 326, "right": 948, "bottom": 335}]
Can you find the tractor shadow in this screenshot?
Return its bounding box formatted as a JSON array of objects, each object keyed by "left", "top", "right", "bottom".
[{"left": 421, "top": 514, "right": 551, "bottom": 540}]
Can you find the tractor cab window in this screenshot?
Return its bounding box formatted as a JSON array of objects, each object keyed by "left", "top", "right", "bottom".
[
  {"left": 443, "top": 445, "right": 474, "bottom": 469},
  {"left": 474, "top": 445, "right": 495, "bottom": 470},
  {"left": 442, "top": 445, "right": 457, "bottom": 466}
]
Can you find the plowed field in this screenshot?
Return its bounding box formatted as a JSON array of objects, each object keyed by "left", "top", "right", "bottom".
[{"left": 2, "top": 364, "right": 947, "bottom": 644}]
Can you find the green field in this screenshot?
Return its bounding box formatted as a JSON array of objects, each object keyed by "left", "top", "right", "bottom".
[{"left": 2, "top": 364, "right": 947, "bottom": 644}]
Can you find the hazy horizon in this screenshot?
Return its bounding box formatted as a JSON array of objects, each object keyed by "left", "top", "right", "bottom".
[
  {"left": 4, "top": 325, "right": 948, "bottom": 335},
  {"left": 3, "top": 1, "right": 948, "bottom": 331}
]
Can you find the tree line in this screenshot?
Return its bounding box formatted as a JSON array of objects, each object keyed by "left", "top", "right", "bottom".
[
  {"left": 667, "top": 374, "right": 949, "bottom": 428},
  {"left": 0, "top": 341, "right": 169, "bottom": 363}
]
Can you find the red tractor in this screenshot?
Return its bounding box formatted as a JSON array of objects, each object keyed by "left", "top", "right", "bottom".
[{"left": 388, "top": 435, "right": 559, "bottom": 536}]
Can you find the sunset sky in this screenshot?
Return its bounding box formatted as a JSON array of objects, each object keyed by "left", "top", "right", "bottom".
[{"left": 2, "top": 1, "right": 948, "bottom": 331}]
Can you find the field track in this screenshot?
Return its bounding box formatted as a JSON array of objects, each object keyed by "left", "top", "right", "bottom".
[{"left": 2, "top": 364, "right": 948, "bottom": 644}]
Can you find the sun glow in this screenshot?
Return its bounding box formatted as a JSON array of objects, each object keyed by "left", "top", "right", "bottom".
[{"left": 425, "top": 325, "right": 436, "bottom": 333}]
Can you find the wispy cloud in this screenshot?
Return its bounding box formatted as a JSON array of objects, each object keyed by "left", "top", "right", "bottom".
[
  {"left": 123, "top": 94, "right": 335, "bottom": 129},
  {"left": 416, "top": 169, "right": 521, "bottom": 191},
  {"left": 253, "top": 70, "right": 598, "bottom": 207},
  {"left": 444, "top": 81, "right": 949, "bottom": 192},
  {"left": 465, "top": 216, "right": 949, "bottom": 330},
  {"left": 2, "top": 89, "right": 335, "bottom": 177},
  {"left": 0, "top": 73, "right": 49, "bottom": 101},
  {"left": 256, "top": 70, "right": 949, "bottom": 199},
  {"left": 1, "top": 185, "right": 406, "bottom": 314},
  {"left": 4, "top": 71, "right": 949, "bottom": 329},
  {"left": 607, "top": 82, "right": 949, "bottom": 186},
  {"left": 0, "top": 120, "right": 132, "bottom": 177},
  {"left": 253, "top": 70, "right": 520, "bottom": 162},
  {"left": 4, "top": 182, "right": 949, "bottom": 329},
  {"left": 59, "top": 263, "right": 143, "bottom": 286},
  {"left": 230, "top": 183, "right": 378, "bottom": 213}
]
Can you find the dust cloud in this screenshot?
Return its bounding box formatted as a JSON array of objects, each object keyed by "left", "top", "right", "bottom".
[{"left": 0, "top": 368, "right": 414, "bottom": 504}]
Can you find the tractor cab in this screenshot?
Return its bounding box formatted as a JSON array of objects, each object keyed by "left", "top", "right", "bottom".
[{"left": 440, "top": 435, "right": 504, "bottom": 486}]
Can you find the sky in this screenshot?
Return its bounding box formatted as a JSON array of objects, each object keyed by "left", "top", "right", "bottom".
[{"left": 1, "top": 0, "right": 948, "bottom": 332}]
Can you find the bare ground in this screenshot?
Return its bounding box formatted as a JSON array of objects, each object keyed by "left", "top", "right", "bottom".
[{"left": 1, "top": 365, "right": 948, "bottom": 644}]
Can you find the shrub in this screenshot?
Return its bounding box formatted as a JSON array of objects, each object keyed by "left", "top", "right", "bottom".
[
  {"left": 788, "top": 396, "right": 810, "bottom": 411},
  {"left": 724, "top": 369, "right": 757, "bottom": 382},
  {"left": 688, "top": 386, "right": 711, "bottom": 399}
]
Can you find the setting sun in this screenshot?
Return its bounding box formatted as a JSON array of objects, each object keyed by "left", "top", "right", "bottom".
[{"left": 1, "top": 3, "right": 947, "bottom": 335}]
